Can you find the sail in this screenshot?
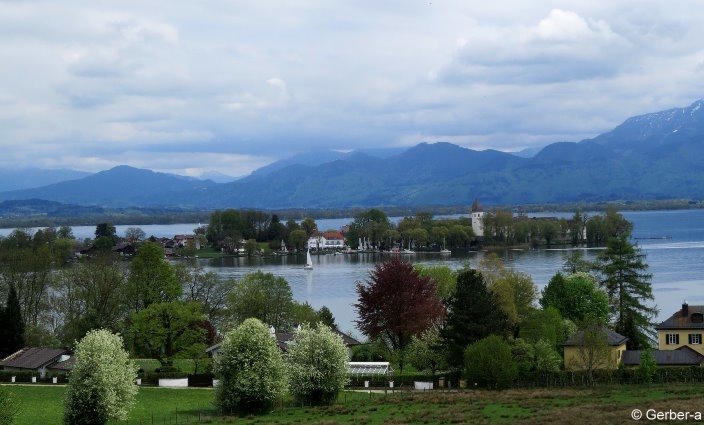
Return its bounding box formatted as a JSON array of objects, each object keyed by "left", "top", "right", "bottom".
[{"left": 306, "top": 250, "right": 313, "bottom": 267}]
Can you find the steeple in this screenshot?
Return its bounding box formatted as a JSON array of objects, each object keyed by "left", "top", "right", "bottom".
[{"left": 470, "top": 198, "right": 483, "bottom": 213}]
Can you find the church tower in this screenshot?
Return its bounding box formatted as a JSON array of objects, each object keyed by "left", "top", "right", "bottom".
[{"left": 470, "top": 198, "right": 485, "bottom": 237}]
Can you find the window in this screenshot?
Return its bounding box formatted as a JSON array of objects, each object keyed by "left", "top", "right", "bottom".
[
  {"left": 692, "top": 313, "right": 704, "bottom": 323},
  {"left": 689, "top": 334, "right": 702, "bottom": 344},
  {"left": 666, "top": 334, "right": 680, "bottom": 345}
]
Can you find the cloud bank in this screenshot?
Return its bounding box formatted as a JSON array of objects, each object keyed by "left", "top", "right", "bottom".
[{"left": 1, "top": 1, "right": 703, "bottom": 175}]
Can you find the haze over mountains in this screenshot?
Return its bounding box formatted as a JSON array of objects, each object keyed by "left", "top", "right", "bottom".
[
  {"left": 0, "top": 168, "right": 91, "bottom": 192},
  {"left": 3, "top": 99, "right": 704, "bottom": 209}
]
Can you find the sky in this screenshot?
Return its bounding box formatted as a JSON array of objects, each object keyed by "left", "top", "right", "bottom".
[{"left": 2, "top": 0, "right": 704, "bottom": 177}]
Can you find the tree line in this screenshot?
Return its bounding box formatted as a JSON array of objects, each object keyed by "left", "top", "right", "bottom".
[
  {"left": 0, "top": 225, "right": 337, "bottom": 370},
  {"left": 352, "top": 212, "right": 655, "bottom": 386}
]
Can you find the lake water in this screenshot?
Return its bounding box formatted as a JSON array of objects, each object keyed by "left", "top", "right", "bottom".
[
  {"left": 200, "top": 209, "right": 704, "bottom": 336},
  {"left": 2, "top": 209, "right": 703, "bottom": 336}
]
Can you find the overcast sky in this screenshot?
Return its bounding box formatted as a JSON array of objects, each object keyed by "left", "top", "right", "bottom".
[{"left": 2, "top": 1, "right": 704, "bottom": 177}]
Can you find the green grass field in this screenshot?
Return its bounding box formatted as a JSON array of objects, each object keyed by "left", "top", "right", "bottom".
[
  {"left": 193, "top": 246, "right": 227, "bottom": 258},
  {"left": 6, "top": 383, "right": 704, "bottom": 424}
]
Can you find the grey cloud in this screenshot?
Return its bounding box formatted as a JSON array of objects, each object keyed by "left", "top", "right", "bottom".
[{"left": 1, "top": 1, "right": 704, "bottom": 176}]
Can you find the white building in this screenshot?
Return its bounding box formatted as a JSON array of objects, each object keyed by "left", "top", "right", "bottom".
[
  {"left": 470, "top": 198, "right": 485, "bottom": 237},
  {"left": 307, "top": 231, "right": 346, "bottom": 250}
]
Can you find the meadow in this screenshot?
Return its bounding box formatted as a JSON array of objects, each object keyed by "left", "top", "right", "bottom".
[{"left": 6, "top": 383, "right": 704, "bottom": 424}]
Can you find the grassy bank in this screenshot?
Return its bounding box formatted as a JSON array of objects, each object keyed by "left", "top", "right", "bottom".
[
  {"left": 6, "top": 383, "right": 704, "bottom": 424},
  {"left": 193, "top": 246, "right": 227, "bottom": 258}
]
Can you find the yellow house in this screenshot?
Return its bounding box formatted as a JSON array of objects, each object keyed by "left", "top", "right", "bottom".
[
  {"left": 563, "top": 326, "right": 627, "bottom": 371},
  {"left": 656, "top": 303, "right": 704, "bottom": 355}
]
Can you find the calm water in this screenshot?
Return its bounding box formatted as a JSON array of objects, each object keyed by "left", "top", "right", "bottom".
[
  {"left": 2, "top": 210, "right": 703, "bottom": 336},
  {"left": 200, "top": 209, "right": 704, "bottom": 336}
]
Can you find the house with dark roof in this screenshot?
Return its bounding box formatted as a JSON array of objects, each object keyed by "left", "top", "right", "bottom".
[
  {"left": 0, "top": 347, "right": 73, "bottom": 378},
  {"left": 206, "top": 326, "right": 360, "bottom": 357},
  {"left": 655, "top": 302, "right": 704, "bottom": 355},
  {"left": 622, "top": 346, "right": 704, "bottom": 367},
  {"left": 563, "top": 326, "right": 628, "bottom": 371}
]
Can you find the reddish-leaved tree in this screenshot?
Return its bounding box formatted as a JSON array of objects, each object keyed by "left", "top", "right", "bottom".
[{"left": 355, "top": 257, "right": 444, "bottom": 372}]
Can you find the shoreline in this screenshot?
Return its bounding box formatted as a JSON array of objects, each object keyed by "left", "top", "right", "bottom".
[{"left": 0, "top": 200, "right": 702, "bottom": 230}]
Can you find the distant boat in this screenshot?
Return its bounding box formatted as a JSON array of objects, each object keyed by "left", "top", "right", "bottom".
[
  {"left": 304, "top": 249, "right": 314, "bottom": 270},
  {"left": 440, "top": 237, "right": 451, "bottom": 255}
]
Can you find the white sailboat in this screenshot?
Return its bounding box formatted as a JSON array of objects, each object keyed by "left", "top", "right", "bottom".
[
  {"left": 440, "top": 237, "right": 451, "bottom": 255},
  {"left": 304, "top": 249, "right": 314, "bottom": 270},
  {"left": 402, "top": 239, "right": 415, "bottom": 254}
]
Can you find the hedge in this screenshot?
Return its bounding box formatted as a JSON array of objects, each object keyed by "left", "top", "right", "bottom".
[
  {"left": 514, "top": 367, "right": 704, "bottom": 388},
  {"left": 349, "top": 367, "right": 704, "bottom": 389},
  {"left": 137, "top": 370, "right": 186, "bottom": 386},
  {"left": 347, "top": 370, "right": 463, "bottom": 389}
]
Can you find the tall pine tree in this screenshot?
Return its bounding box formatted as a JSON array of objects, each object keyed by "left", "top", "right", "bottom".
[
  {"left": 440, "top": 269, "right": 508, "bottom": 366},
  {"left": 0, "top": 284, "right": 25, "bottom": 357},
  {"left": 596, "top": 235, "right": 656, "bottom": 349}
]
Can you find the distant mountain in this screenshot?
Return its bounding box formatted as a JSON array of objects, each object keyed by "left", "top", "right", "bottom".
[
  {"left": 588, "top": 99, "right": 704, "bottom": 154},
  {"left": 248, "top": 150, "right": 350, "bottom": 178},
  {"left": 0, "top": 168, "right": 91, "bottom": 192},
  {"left": 0, "top": 166, "right": 216, "bottom": 207},
  {"left": 3, "top": 99, "right": 704, "bottom": 209},
  {"left": 247, "top": 147, "right": 407, "bottom": 179},
  {"left": 512, "top": 146, "right": 544, "bottom": 158},
  {"left": 197, "top": 171, "right": 240, "bottom": 183}
]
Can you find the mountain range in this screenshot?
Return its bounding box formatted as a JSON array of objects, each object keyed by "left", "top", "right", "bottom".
[
  {"left": 0, "top": 168, "right": 91, "bottom": 192},
  {"left": 2, "top": 99, "right": 704, "bottom": 209}
]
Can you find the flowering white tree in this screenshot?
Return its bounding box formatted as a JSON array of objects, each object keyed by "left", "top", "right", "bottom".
[
  {"left": 214, "top": 318, "right": 286, "bottom": 414},
  {"left": 63, "top": 329, "right": 138, "bottom": 425},
  {"left": 286, "top": 324, "right": 349, "bottom": 405}
]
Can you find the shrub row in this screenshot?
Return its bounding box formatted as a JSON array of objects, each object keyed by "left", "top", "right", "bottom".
[
  {"left": 348, "top": 367, "right": 704, "bottom": 390},
  {"left": 347, "top": 370, "right": 463, "bottom": 389},
  {"left": 137, "top": 370, "right": 188, "bottom": 386},
  {"left": 513, "top": 367, "right": 704, "bottom": 388}
]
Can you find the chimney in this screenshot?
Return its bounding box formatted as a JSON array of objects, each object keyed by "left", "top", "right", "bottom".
[{"left": 682, "top": 301, "right": 689, "bottom": 317}]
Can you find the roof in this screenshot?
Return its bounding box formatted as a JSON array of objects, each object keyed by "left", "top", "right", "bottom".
[
  {"left": 274, "top": 329, "right": 359, "bottom": 352},
  {"left": 470, "top": 198, "right": 483, "bottom": 213},
  {"left": 321, "top": 231, "right": 344, "bottom": 240},
  {"left": 563, "top": 326, "right": 628, "bottom": 347},
  {"left": 656, "top": 304, "right": 704, "bottom": 330},
  {"left": 348, "top": 362, "right": 390, "bottom": 375},
  {"left": 205, "top": 328, "right": 360, "bottom": 354},
  {"left": 48, "top": 356, "right": 75, "bottom": 371},
  {"left": 335, "top": 329, "right": 361, "bottom": 346},
  {"left": 622, "top": 346, "right": 704, "bottom": 366},
  {"left": 0, "top": 347, "right": 69, "bottom": 370}
]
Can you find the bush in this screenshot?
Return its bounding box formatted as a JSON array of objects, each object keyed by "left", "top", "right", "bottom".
[
  {"left": 286, "top": 324, "right": 349, "bottom": 405},
  {"left": 0, "top": 386, "right": 19, "bottom": 425},
  {"left": 519, "top": 307, "right": 566, "bottom": 350},
  {"left": 464, "top": 335, "right": 517, "bottom": 389},
  {"left": 350, "top": 340, "right": 389, "bottom": 362},
  {"left": 63, "top": 329, "right": 138, "bottom": 425},
  {"left": 213, "top": 318, "right": 286, "bottom": 414},
  {"left": 637, "top": 349, "right": 657, "bottom": 383},
  {"left": 407, "top": 326, "right": 446, "bottom": 374},
  {"left": 510, "top": 338, "right": 535, "bottom": 374},
  {"left": 533, "top": 339, "right": 561, "bottom": 374}
]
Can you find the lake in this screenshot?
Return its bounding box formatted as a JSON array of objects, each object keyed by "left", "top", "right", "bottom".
[
  {"left": 199, "top": 209, "right": 704, "bottom": 336},
  {"left": 2, "top": 209, "right": 703, "bottom": 336}
]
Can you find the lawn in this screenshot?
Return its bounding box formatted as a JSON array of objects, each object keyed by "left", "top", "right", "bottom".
[
  {"left": 193, "top": 246, "right": 227, "bottom": 258},
  {"left": 6, "top": 383, "right": 704, "bottom": 424}
]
